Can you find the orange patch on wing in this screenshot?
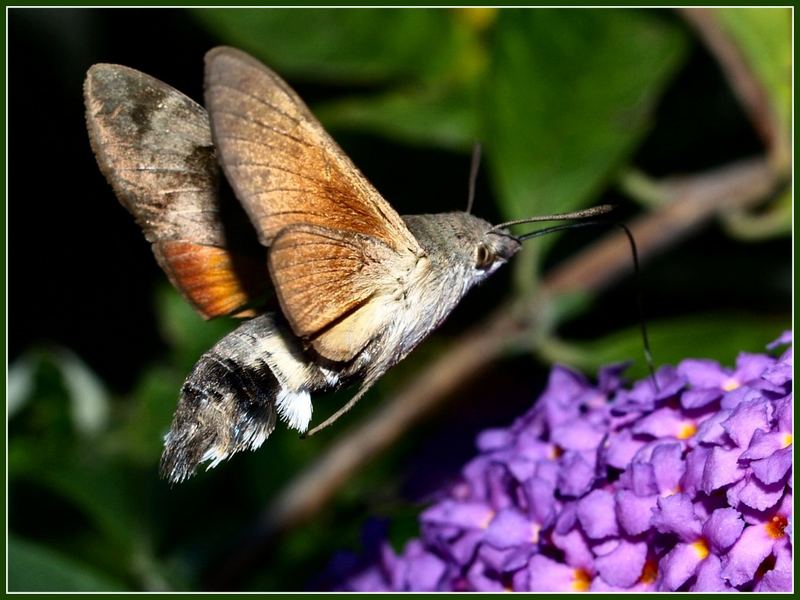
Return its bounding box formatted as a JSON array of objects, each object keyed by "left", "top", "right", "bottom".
[{"left": 155, "top": 241, "right": 267, "bottom": 319}]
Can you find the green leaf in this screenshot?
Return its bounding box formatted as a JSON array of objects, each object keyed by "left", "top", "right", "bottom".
[
  {"left": 721, "top": 186, "right": 792, "bottom": 241},
  {"left": 715, "top": 8, "right": 791, "bottom": 160},
  {"left": 8, "top": 355, "right": 36, "bottom": 418},
  {"left": 542, "top": 313, "right": 789, "bottom": 379},
  {"left": 8, "top": 348, "right": 110, "bottom": 436},
  {"left": 52, "top": 348, "right": 111, "bottom": 436},
  {"left": 485, "top": 9, "right": 688, "bottom": 222},
  {"left": 192, "top": 8, "right": 468, "bottom": 83},
  {"left": 9, "top": 535, "right": 126, "bottom": 591},
  {"left": 316, "top": 81, "right": 480, "bottom": 151}
]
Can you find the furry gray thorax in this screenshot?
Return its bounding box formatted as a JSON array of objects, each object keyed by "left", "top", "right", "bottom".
[
  {"left": 393, "top": 212, "right": 521, "bottom": 356},
  {"left": 402, "top": 212, "right": 521, "bottom": 275}
]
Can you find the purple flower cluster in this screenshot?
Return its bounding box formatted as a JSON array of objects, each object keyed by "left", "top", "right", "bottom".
[{"left": 328, "top": 332, "right": 793, "bottom": 591}]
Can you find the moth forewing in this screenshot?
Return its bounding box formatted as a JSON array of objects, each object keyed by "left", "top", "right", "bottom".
[
  {"left": 203, "top": 46, "right": 420, "bottom": 254},
  {"left": 83, "top": 63, "right": 268, "bottom": 320}
]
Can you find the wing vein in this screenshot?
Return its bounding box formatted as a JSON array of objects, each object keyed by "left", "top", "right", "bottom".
[
  {"left": 207, "top": 82, "right": 301, "bottom": 125},
  {"left": 117, "top": 166, "right": 205, "bottom": 175},
  {"left": 252, "top": 187, "right": 314, "bottom": 197},
  {"left": 279, "top": 266, "right": 362, "bottom": 286},
  {"left": 274, "top": 256, "right": 362, "bottom": 268},
  {"left": 100, "top": 142, "right": 212, "bottom": 158},
  {"left": 212, "top": 108, "right": 310, "bottom": 147},
  {"left": 274, "top": 232, "right": 363, "bottom": 248},
  {"left": 156, "top": 188, "right": 209, "bottom": 195},
  {"left": 223, "top": 161, "right": 326, "bottom": 187}
]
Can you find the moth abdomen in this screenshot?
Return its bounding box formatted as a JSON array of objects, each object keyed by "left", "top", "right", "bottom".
[
  {"left": 160, "top": 350, "right": 279, "bottom": 484},
  {"left": 159, "top": 313, "right": 331, "bottom": 484}
]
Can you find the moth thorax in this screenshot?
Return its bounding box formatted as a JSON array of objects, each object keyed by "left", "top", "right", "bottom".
[{"left": 402, "top": 212, "right": 494, "bottom": 269}]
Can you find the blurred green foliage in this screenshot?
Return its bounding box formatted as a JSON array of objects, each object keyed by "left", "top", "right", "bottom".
[
  {"left": 8, "top": 7, "right": 791, "bottom": 591},
  {"left": 716, "top": 8, "right": 792, "bottom": 155},
  {"left": 9, "top": 536, "right": 126, "bottom": 592},
  {"left": 195, "top": 8, "right": 478, "bottom": 84},
  {"left": 541, "top": 313, "right": 789, "bottom": 380},
  {"left": 485, "top": 9, "right": 686, "bottom": 222}
]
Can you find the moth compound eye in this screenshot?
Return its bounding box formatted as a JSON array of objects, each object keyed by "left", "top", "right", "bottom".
[{"left": 475, "top": 244, "right": 494, "bottom": 270}]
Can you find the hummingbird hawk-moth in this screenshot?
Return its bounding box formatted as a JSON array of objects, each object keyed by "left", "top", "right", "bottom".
[{"left": 84, "top": 47, "right": 611, "bottom": 484}]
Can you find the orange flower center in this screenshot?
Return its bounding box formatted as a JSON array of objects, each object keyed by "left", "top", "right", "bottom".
[
  {"left": 721, "top": 378, "right": 740, "bottom": 392},
  {"left": 572, "top": 568, "right": 591, "bottom": 592},
  {"left": 639, "top": 558, "right": 658, "bottom": 584},
  {"left": 766, "top": 515, "right": 788, "bottom": 539},
  {"left": 677, "top": 422, "right": 697, "bottom": 439},
  {"left": 691, "top": 539, "right": 710, "bottom": 560}
]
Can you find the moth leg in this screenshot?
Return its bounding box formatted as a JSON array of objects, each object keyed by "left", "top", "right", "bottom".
[{"left": 303, "top": 377, "right": 378, "bottom": 438}]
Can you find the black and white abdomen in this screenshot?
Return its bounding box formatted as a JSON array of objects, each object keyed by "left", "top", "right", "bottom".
[{"left": 160, "top": 313, "right": 335, "bottom": 483}]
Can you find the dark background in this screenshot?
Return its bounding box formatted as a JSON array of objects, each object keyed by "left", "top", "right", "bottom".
[{"left": 8, "top": 7, "right": 791, "bottom": 592}]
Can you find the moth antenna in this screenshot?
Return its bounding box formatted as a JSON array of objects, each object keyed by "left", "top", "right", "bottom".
[
  {"left": 515, "top": 219, "right": 658, "bottom": 392},
  {"left": 488, "top": 204, "right": 614, "bottom": 235},
  {"left": 465, "top": 142, "right": 482, "bottom": 214},
  {"left": 614, "top": 223, "right": 658, "bottom": 393}
]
